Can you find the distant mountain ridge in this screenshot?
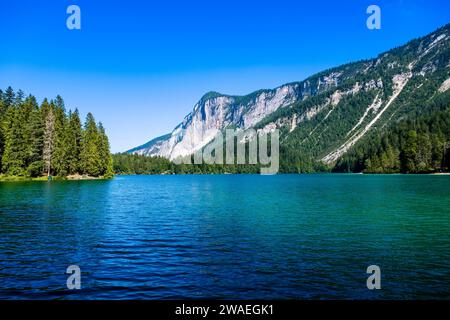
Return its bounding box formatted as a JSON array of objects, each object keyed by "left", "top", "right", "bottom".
[{"left": 128, "top": 24, "right": 450, "bottom": 170}]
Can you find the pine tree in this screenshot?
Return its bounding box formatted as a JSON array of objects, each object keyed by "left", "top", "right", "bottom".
[
  {"left": 0, "top": 91, "right": 34, "bottom": 176},
  {"left": 66, "top": 109, "right": 83, "bottom": 174},
  {"left": 401, "top": 130, "right": 418, "bottom": 173},
  {"left": 2, "top": 106, "right": 28, "bottom": 175},
  {"left": 444, "top": 142, "right": 450, "bottom": 171},
  {"left": 416, "top": 133, "right": 432, "bottom": 172},
  {"left": 27, "top": 97, "right": 45, "bottom": 176},
  {"left": 3, "top": 87, "right": 15, "bottom": 108},
  {"left": 40, "top": 98, "right": 51, "bottom": 117},
  {"left": 0, "top": 91, "right": 5, "bottom": 172},
  {"left": 80, "top": 113, "right": 101, "bottom": 176},
  {"left": 52, "top": 98, "right": 69, "bottom": 176},
  {"left": 0, "top": 90, "right": 5, "bottom": 117},
  {"left": 0, "top": 87, "right": 14, "bottom": 173},
  {"left": 97, "top": 122, "right": 114, "bottom": 177},
  {"left": 14, "top": 90, "right": 24, "bottom": 106},
  {"left": 21, "top": 95, "right": 37, "bottom": 156}
]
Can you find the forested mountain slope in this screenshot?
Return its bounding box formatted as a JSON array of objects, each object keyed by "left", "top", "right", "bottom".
[{"left": 262, "top": 24, "right": 450, "bottom": 172}]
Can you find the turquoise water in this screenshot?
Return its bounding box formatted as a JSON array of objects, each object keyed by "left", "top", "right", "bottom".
[{"left": 0, "top": 174, "right": 449, "bottom": 299}]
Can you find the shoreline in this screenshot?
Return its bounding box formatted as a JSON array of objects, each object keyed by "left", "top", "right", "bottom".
[
  {"left": 2, "top": 172, "right": 449, "bottom": 182},
  {"left": 0, "top": 174, "right": 113, "bottom": 182},
  {"left": 114, "top": 171, "right": 450, "bottom": 176}
]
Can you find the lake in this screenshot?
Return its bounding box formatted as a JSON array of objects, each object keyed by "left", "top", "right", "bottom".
[{"left": 0, "top": 174, "right": 449, "bottom": 299}]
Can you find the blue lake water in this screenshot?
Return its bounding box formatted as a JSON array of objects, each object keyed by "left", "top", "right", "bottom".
[{"left": 0, "top": 174, "right": 449, "bottom": 299}]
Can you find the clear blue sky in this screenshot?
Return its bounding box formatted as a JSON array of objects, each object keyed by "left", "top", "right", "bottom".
[{"left": 0, "top": 0, "right": 449, "bottom": 152}]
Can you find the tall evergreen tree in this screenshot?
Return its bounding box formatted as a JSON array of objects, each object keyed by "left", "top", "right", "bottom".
[
  {"left": 27, "top": 97, "right": 45, "bottom": 176},
  {"left": 3, "top": 87, "right": 15, "bottom": 108},
  {"left": 401, "top": 130, "right": 418, "bottom": 173},
  {"left": 1, "top": 101, "right": 28, "bottom": 175},
  {"left": 0, "top": 90, "right": 5, "bottom": 116},
  {"left": 97, "top": 122, "right": 114, "bottom": 177},
  {"left": 40, "top": 98, "right": 51, "bottom": 118},
  {"left": 14, "top": 90, "right": 24, "bottom": 106},
  {"left": 21, "top": 95, "right": 37, "bottom": 159},
  {"left": 66, "top": 109, "right": 83, "bottom": 174},
  {"left": 52, "top": 98, "right": 69, "bottom": 176},
  {"left": 80, "top": 113, "right": 101, "bottom": 176},
  {"left": 0, "top": 92, "right": 33, "bottom": 175},
  {"left": 0, "top": 91, "right": 5, "bottom": 170}
]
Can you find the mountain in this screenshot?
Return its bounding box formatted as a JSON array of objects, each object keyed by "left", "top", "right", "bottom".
[
  {"left": 128, "top": 24, "right": 450, "bottom": 172},
  {"left": 127, "top": 61, "right": 366, "bottom": 160}
]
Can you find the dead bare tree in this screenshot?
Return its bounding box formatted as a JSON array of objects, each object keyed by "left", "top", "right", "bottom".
[{"left": 43, "top": 107, "right": 55, "bottom": 177}]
